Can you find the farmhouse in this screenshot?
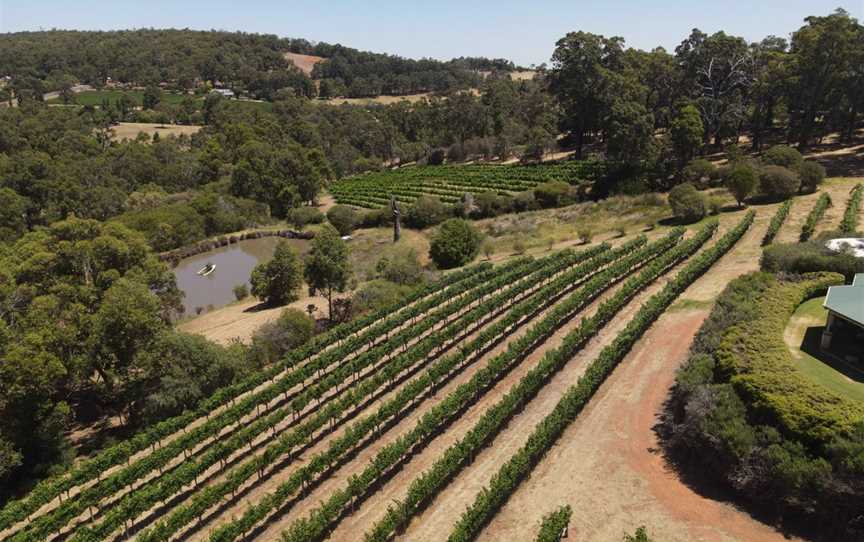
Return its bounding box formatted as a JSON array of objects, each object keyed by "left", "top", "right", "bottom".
[
  {"left": 211, "top": 88, "right": 234, "bottom": 98},
  {"left": 820, "top": 273, "right": 864, "bottom": 352}
]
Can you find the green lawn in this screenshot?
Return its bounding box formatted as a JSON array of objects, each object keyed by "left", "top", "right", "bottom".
[{"left": 786, "top": 297, "right": 864, "bottom": 403}]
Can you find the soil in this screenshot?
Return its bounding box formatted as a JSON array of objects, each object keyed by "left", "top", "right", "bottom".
[
  {"left": 283, "top": 52, "right": 325, "bottom": 75},
  {"left": 110, "top": 122, "right": 202, "bottom": 142}
]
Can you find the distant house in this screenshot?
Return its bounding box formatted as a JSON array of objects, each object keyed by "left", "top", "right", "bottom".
[
  {"left": 211, "top": 88, "right": 234, "bottom": 98},
  {"left": 821, "top": 273, "right": 864, "bottom": 351}
]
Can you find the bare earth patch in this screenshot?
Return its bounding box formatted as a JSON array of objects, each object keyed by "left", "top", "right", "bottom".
[
  {"left": 283, "top": 52, "right": 325, "bottom": 75},
  {"left": 111, "top": 122, "right": 202, "bottom": 142}
]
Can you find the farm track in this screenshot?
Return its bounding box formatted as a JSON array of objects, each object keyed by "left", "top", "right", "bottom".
[
  {"left": 475, "top": 210, "right": 774, "bottom": 542},
  {"left": 359, "top": 233, "right": 711, "bottom": 542}
]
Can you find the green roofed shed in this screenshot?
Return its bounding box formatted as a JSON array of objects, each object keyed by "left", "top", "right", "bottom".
[{"left": 821, "top": 274, "right": 864, "bottom": 349}]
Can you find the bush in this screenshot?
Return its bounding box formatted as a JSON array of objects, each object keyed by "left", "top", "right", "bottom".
[
  {"left": 406, "top": 195, "right": 447, "bottom": 229},
  {"left": 799, "top": 160, "right": 826, "bottom": 194},
  {"left": 349, "top": 279, "right": 413, "bottom": 317},
  {"left": 534, "top": 180, "right": 573, "bottom": 208},
  {"left": 375, "top": 245, "right": 424, "bottom": 285},
  {"left": 759, "top": 165, "right": 800, "bottom": 200},
  {"left": 668, "top": 183, "right": 707, "bottom": 224},
  {"left": 577, "top": 226, "right": 593, "bottom": 245},
  {"left": 761, "top": 241, "right": 864, "bottom": 281},
  {"left": 473, "top": 191, "right": 507, "bottom": 218},
  {"left": 724, "top": 162, "right": 758, "bottom": 206},
  {"left": 682, "top": 159, "right": 716, "bottom": 187},
  {"left": 232, "top": 283, "right": 249, "bottom": 301},
  {"left": 513, "top": 191, "right": 538, "bottom": 212},
  {"left": 428, "top": 148, "right": 446, "bottom": 165},
  {"left": 762, "top": 144, "right": 804, "bottom": 172},
  {"left": 248, "top": 308, "right": 315, "bottom": 367},
  {"left": 447, "top": 142, "right": 466, "bottom": 162},
  {"left": 286, "top": 207, "right": 324, "bottom": 230},
  {"left": 429, "top": 218, "right": 482, "bottom": 269},
  {"left": 326, "top": 204, "right": 359, "bottom": 236}
]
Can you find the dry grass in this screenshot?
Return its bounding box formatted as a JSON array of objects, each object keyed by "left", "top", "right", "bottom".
[
  {"left": 316, "top": 93, "right": 434, "bottom": 106},
  {"left": 111, "top": 122, "right": 202, "bottom": 142}
]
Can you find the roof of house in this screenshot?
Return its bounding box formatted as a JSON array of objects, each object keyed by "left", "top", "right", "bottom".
[{"left": 825, "top": 273, "right": 864, "bottom": 327}]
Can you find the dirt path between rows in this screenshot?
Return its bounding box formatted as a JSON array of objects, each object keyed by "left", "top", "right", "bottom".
[{"left": 475, "top": 204, "right": 796, "bottom": 542}]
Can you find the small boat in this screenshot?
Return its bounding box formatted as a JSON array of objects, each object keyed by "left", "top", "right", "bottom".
[{"left": 197, "top": 263, "right": 216, "bottom": 276}]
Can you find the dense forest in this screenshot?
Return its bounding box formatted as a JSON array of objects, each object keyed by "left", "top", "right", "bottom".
[
  {"left": 0, "top": 7, "right": 862, "bottom": 503},
  {"left": 0, "top": 29, "right": 518, "bottom": 100}
]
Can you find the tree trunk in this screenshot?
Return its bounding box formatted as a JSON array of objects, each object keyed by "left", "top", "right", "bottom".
[{"left": 327, "top": 289, "right": 333, "bottom": 323}]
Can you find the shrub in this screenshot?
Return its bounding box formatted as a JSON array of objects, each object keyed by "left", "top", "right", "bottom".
[
  {"left": 326, "top": 204, "right": 359, "bottom": 236},
  {"left": 534, "top": 180, "right": 573, "bottom": 208},
  {"left": 473, "top": 191, "right": 506, "bottom": 218},
  {"left": 375, "top": 246, "right": 424, "bottom": 285},
  {"left": 761, "top": 240, "right": 864, "bottom": 281},
  {"left": 286, "top": 207, "right": 324, "bottom": 230},
  {"left": 429, "top": 218, "right": 482, "bottom": 269},
  {"left": 762, "top": 144, "right": 804, "bottom": 171},
  {"left": 668, "top": 183, "right": 707, "bottom": 224},
  {"left": 447, "top": 142, "right": 466, "bottom": 162},
  {"left": 248, "top": 308, "right": 315, "bottom": 367},
  {"left": 349, "top": 279, "right": 413, "bottom": 317},
  {"left": 724, "top": 162, "right": 758, "bottom": 206},
  {"left": 232, "top": 283, "right": 249, "bottom": 301},
  {"left": 682, "top": 158, "right": 716, "bottom": 187},
  {"left": 759, "top": 165, "right": 800, "bottom": 200},
  {"left": 512, "top": 236, "right": 527, "bottom": 254},
  {"left": 428, "top": 148, "right": 446, "bottom": 165},
  {"left": 513, "top": 191, "right": 538, "bottom": 212},
  {"left": 800, "top": 161, "right": 827, "bottom": 194},
  {"left": 406, "top": 195, "right": 448, "bottom": 229},
  {"left": 577, "top": 227, "right": 593, "bottom": 245}
]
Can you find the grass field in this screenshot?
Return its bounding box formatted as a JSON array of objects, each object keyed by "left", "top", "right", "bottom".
[{"left": 786, "top": 296, "right": 864, "bottom": 402}]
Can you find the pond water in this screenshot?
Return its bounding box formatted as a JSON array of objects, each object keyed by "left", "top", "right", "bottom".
[{"left": 172, "top": 237, "right": 308, "bottom": 316}]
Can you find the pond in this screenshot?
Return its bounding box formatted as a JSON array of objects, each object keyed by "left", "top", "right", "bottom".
[{"left": 172, "top": 237, "right": 308, "bottom": 316}]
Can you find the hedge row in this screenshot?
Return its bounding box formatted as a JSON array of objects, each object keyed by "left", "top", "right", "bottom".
[{"left": 715, "top": 272, "right": 864, "bottom": 444}]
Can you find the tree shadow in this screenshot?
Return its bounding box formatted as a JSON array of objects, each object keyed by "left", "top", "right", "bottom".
[{"left": 243, "top": 300, "right": 273, "bottom": 313}]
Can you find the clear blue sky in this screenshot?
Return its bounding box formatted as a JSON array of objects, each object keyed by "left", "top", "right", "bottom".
[{"left": 1, "top": 1, "right": 860, "bottom": 66}]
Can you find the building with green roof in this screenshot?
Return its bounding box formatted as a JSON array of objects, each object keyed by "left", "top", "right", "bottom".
[{"left": 821, "top": 273, "right": 864, "bottom": 351}]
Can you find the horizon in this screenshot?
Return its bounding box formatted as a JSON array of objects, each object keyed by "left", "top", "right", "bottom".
[{"left": 1, "top": 1, "right": 861, "bottom": 66}]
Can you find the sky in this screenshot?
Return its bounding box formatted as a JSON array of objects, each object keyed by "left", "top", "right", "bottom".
[{"left": 1, "top": 1, "right": 861, "bottom": 67}]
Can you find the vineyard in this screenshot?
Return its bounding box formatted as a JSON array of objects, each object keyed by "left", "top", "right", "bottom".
[
  {"left": 0, "top": 214, "right": 755, "bottom": 542},
  {"left": 329, "top": 162, "right": 603, "bottom": 208}
]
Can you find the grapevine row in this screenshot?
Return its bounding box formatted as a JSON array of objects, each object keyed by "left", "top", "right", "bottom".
[
  {"left": 151, "top": 240, "right": 640, "bottom": 542},
  {"left": 0, "top": 263, "right": 489, "bottom": 536},
  {"left": 839, "top": 184, "right": 863, "bottom": 234},
  {"left": 269, "top": 229, "right": 692, "bottom": 542},
  {"left": 357, "top": 223, "right": 717, "bottom": 542},
  {"left": 446, "top": 212, "right": 755, "bottom": 542},
  {"left": 761, "top": 200, "right": 792, "bottom": 246},
  {"left": 799, "top": 192, "right": 832, "bottom": 242},
  {"left": 58, "top": 250, "right": 601, "bottom": 542},
  {"left": 10, "top": 260, "right": 535, "bottom": 542},
  {"left": 535, "top": 506, "right": 572, "bottom": 542}
]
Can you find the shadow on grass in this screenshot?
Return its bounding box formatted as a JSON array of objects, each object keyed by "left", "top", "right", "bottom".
[{"left": 800, "top": 325, "right": 864, "bottom": 383}]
